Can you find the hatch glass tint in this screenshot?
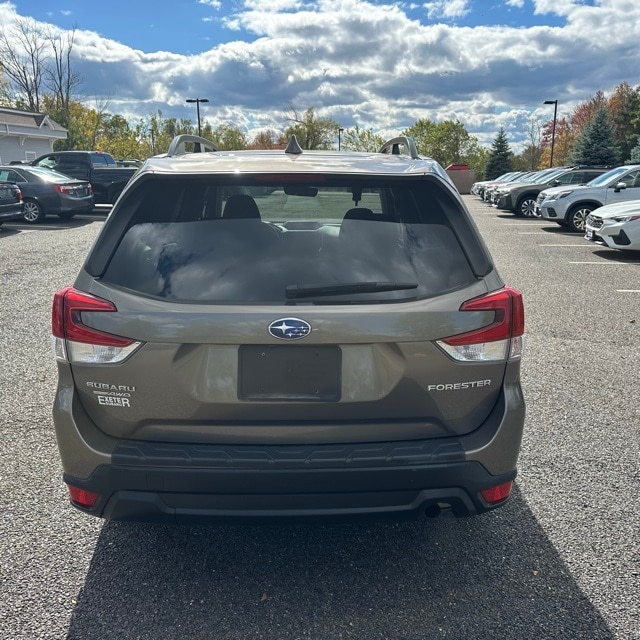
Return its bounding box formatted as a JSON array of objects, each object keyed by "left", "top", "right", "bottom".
[{"left": 102, "top": 178, "right": 476, "bottom": 304}]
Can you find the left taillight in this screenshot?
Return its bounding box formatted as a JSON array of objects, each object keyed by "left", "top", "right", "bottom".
[
  {"left": 437, "top": 286, "right": 525, "bottom": 362},
  {"left": 52, "top": 286, "right": 141, "bottom": 364}
]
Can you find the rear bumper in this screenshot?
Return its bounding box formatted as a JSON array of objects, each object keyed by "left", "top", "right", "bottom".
[
  {"left": 54, "top": 362, "right": 525, "bottom": 523},
  {"left": 65, "top": 460, "right": 516, "bottom": 523}
]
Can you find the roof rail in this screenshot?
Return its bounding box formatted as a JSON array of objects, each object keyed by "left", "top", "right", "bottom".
[
  {"left": 379, "top": 136, "right": 420, "bottom": 160},
  {"left": 167, "top": 134, "right": 218, "bottom": 157}
]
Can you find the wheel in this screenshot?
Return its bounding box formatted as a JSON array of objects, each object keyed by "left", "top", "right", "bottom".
[
  {"left": 515, "top": 196, "right": 538, "bottom": 218},
  {"left": 57, "top": 211, "right": 76, "bottom": 220},
  {"left": 567, "top": 204, "right": 595, "bottom": 233},
  {"left": 22, "top": 199, "right": 45, "bottom": 224}
]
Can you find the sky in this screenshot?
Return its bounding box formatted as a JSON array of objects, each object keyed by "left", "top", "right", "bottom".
[{"left": 2, "top": 0, "right": 639, "bottom": 151}]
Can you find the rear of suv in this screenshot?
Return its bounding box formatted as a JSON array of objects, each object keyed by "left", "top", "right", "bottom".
[{"left": 51, "top": 134, "right": 526, "bottom": 524}]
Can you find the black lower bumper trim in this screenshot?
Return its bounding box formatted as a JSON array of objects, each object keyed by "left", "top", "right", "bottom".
[{"left": 64, "top": 461, "right": 516, "bottom": 523}]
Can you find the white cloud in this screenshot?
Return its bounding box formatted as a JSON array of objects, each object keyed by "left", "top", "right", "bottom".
[
  {"left": 197, "top": 0, "right": 222, "bottom": 8},
  {"left": 2, "top": 0, "right": 639, "bottom": 153},
  {"left": 423, "top": 0, "right": 471, "bottom": 20}
]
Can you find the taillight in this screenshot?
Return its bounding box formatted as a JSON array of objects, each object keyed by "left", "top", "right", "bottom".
[
  {"left": 54, "top": 184, "right": 75, "bottom": 195},
  {"left": 52, "top": 286, "right": 141, "bottom": 364},
  {"left": 437, "top": 286, "right": 524, "bottom": 362}
]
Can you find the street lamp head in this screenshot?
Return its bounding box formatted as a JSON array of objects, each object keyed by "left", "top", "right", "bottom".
[
  {"left": 543, "top": 100, "right": 557, "bottom": 105},
  {"left": 186, "top": 98, "right": 209, "bottom": 104}
]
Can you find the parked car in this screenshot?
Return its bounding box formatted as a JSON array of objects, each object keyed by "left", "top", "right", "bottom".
[
  {"left": 51, "top": 133, "right": 526, "bottom": 524},
  {"left": 480, "top": 171, "right": 537, "bottom": 202},
  {"left": 0, "top": 180, "right": 23, "bottom": 225},
  {"left": 31, "top": 150, "right": 137, "bottom": 204},
  {"left": 482, "top": 170, "right": 546, "bottom": 204},
  {"left": 584, "top": 199, "right": 640, "bottom": 250},
  {"left": 470, "top": 171, "right": 522, "bottom": 198},
  {"left": 492, "top": 166, "right": 610, "bottom": 217},
  {"left": 537, "top": 164, "right": 640, "bottom": 232},
  {"left": 0, "top": 166, "right": 94, "bottom": 224}
]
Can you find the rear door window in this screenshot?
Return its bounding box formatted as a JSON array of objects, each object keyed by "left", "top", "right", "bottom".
[{"left": 102, "top": 177, "right": 478, "bottom": 305}]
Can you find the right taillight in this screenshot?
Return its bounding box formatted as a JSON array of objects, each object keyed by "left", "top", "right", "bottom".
[
  {"left": 52, "top": 286, "right": 142, "bottom": 364},
  {"left": 437, "top": 286, "right": 524, "bottom": 362}
]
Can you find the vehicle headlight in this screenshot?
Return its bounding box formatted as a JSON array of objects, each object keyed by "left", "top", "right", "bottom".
[
  {"left": 613, "top": 214, "right": 640, "bottom": 223},
  {"left": 557, "top": 190, "right": 574, "bottom": 199}
]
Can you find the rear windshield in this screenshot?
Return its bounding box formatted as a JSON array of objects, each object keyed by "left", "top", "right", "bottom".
[{"left": 101, "top": 176, "right": 478, "bottom": 304}]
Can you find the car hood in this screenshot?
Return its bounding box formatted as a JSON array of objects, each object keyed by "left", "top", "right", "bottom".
[
  {"left": 539, "top": 184, "right": 591, "bottom": 198},
  {"left": 590, "top": 199, "right": 640, "bottom": 219}
]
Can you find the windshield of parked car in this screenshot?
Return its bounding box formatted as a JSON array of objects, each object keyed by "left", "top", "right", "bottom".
[
  {"left": 102, "top": 177, "right": 479, "bottom": 305},
  {"left": 587, "top": 166, "right": 629, "bottom": 187}
]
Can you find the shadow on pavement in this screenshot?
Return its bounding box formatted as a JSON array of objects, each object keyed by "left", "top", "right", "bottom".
[
  {"left": 65, "top": 487, "right": 613, "bottom": 640},
  {"left": 591, "top": 248, "right": 640, "bottom": 263},
  {"left": 0, "top": 217, "right": 105, "bottom": 235}
]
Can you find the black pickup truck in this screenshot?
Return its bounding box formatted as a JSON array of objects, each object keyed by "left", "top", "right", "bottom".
[{"left": 31, "top": 151, "right": 138, "bottom": 204}]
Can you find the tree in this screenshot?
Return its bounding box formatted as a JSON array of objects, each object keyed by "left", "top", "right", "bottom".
[
  {"left": 0, "top": 71, "right": 13, "bottom": 106},
  {"left": 402, "top": 118, "right": 486, "bottom": 173},
  {"left": 284, "top": 106, "right": 339, "bottom": 150},
  {"left": 44, "top": 26, "right": 82, "bottom": 129},
  {"left": 519, "top": 116, "right": 545, "bottom": 170},
  {"left": 340, "top": 125, "right": 385, "bottom": 152},
  {"left": 210, "top": 123, "right": 248, "bottom": 150},
  {"left": 629, "top": 137, "right": 640, "bottom": 164},
  {"left": 483, "top": 128, "right": 513, "bottom": 179},
  {"left": 608, "top": 82, "right": 640, "bottom": 162},
  {"left": 0, "top": 18, "right": 46, "bottom": 112},
  {"left": 569, "top": 107, "right": 620, "bottom": 166},
  {"left": 249, "top": 129, "right": 287, "bottom": 149},
  {"left": 541, "top": 116, "right": 573, "bottom": 167}
]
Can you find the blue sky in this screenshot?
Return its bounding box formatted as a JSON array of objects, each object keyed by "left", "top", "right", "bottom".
[
  {"left": 21, "top": 0, "right": 569, "bottom": 54},
  {"left": 2, "top": 1, "right": 637, "bottom": 150}
]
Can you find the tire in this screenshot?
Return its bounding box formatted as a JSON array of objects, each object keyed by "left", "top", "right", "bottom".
[
  {"left": 515, "top": 196, "right": 538, "bottom": 218},
  {"left": 57, "top": 211, "right": 76, "bottom": 220},
  {"left": 567, "top": 204, "right": 595, "bottom": 233},
  {"left": 23, "top": 199, "right": 45, "bottom": 224}
]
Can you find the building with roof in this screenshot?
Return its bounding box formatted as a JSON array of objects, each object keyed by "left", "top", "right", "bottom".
[{"left": 0, "top": 107, "right": 67, "bottom": 164}]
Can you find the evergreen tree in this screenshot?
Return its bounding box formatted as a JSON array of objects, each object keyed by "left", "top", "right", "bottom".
[
  {"left": 569, "top": 107, "right": 620, "bottom": 166},
  {"left": 484, "top": 128, "right": 513, "bottom": 179},
  {"left": 629, "top": 137, "right": 640, "bottom": 164}
]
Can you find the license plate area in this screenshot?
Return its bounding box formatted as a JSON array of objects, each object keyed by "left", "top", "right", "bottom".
[{"left": 239, "top": 345, "right": 341, "bottom": 401}]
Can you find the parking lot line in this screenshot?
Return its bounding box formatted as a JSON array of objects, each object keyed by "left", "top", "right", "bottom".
[
  {"left": 616, "top": 289, "right": 640, "bottom": 292},
  {"left": 538, "top": 244, "right": 591, "bottom": 247},
  {"left": 569, "top": 261, "right": 640, "bottom": 265}
]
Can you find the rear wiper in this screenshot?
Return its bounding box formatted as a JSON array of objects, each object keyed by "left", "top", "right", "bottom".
[{"left": 285, "top": 281, "right": 418, "bottom": 299}]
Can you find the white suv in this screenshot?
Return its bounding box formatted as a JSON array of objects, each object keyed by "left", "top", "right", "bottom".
[{"left": 537, "top": 165, "right": 640, "bottom": 232}]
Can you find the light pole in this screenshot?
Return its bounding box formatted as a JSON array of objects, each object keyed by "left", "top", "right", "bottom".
[
  {"left": 338, "top": 127, "right": 344, "bottom": 151},
  {"left": 543, "top": 99, "right": 558, "bottom": 168},
  {"left": 186, "top": 98, "right": 209, "bottom": 136}
]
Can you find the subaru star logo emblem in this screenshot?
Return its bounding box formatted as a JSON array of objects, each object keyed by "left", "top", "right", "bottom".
[{"left": 268, "top": 318, "right": 312, "bottom": 340}]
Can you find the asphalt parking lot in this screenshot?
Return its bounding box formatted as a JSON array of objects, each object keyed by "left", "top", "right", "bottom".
[{"left": 1, "top": 197, "right": 638, "bottom": 640}]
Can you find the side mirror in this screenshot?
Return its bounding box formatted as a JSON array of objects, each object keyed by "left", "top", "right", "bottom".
[{"left": 613, "top": 182, "right": 627, "bottom": 192}]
